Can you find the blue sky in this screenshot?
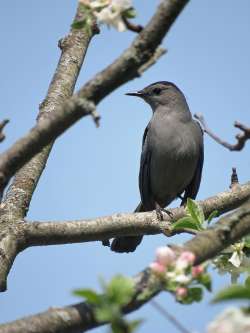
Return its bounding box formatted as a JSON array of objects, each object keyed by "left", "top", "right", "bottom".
[{"left": 1, "top": 1, "right": 250, "bottom": 332}]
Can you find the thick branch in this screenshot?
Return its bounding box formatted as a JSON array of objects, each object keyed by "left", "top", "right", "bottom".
[
  {"left": 0, "top": 0, "right": 189, "bottom": 196},
  {"left": 2, "top": 198, "right": 250, "bottom": 333},
  {"left": 0, "top": 233, "right": 19, "bottom": 292},
  {"left": 22, "top": 182, "right": 250, "bottom": 247},
  {"left": 195, "top": 113, "right": 250, "bottom": 151},
  {"left": 0, "top": 181, "right": 249, "bottom": 292},
  {"left": 1, "top": 5, "right": 97, "bottom": 218}
]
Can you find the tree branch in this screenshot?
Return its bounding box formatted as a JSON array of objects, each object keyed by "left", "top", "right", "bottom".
[
  {"left": 2, "top": 198, "right": 250, "bottom": 333},
  {"left": 0, "top": 181, "right": 249, "bottom": 293},
  {"left": 0, "top": 5, "right": 98, "bottom": 218},
  {"left": 0, "top": 0, "right": 189, "bottom": 196},
  {"left": 22, "top": 181, "right": 250, "bottom": 247},
  {"left": 195, "top": 113, "right": 250, "bottom": 151}
]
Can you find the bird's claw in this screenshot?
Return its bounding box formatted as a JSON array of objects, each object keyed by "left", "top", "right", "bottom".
[
  {"left": 155, "top": 208, "right": 173, "bottom": 221},
  {"left": 102, "top": 239, "right": 110, "bottom": 247}
]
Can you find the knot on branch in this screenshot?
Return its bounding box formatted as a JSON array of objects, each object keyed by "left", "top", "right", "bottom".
[
  {"left": 137, "top": 47, "right": 167, "bottom": 76},
  {"left": 75, "top": 98, "right": 100, "bottom": 127}
]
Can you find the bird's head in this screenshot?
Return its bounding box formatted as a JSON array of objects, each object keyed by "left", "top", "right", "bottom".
[{"left": 126, "top": 81, "right": 186, "bottom": 110}]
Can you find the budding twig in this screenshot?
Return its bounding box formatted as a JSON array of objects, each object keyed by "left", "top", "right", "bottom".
[
  {"left": 122, "top": 16, "right": 143, "bottom": 33},
  {"left": 194, "top": 113, "right": 250, "bottom": 151},
  {"left": 230, "top": 167, "right": 239, "bottom": 191}
]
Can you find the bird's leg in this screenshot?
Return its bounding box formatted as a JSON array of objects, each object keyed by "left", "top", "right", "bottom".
[
  {"left": 102, "top": 239, "right": 110, "bottom": 247},
  {"left": 155, "top": 202, "right": 173, "bottom": 221},
  {"left": 178, "top": 194, "right": 184, "bottom": 201}
]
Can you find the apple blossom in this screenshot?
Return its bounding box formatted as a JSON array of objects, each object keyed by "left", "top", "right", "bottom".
[
  {"left": 149, "top": 261, "right": 166, "bottom": 274},
  {"left": 156, "top": 246, "right": 176, "bottom": 266},
  {"left": 79, "top": 0, "right": 133, "bottom": 31},
  {"left": 176, "top": 287, "right": 188, "bottom": 299},
  {"left": 175, "top": 274, "right": 191, "bottom": 285},
  {"left": 207, "top": 307, "right": 250, "bottom": 333},
  {"left": 192, "top": 265, "right": 204, "bottom": 277}
]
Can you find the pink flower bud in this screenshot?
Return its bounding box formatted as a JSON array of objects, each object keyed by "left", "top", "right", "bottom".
[
  {"left": 176, "top": 287, "right": 188, "bottom": 299},
  {"left": 156, "top": 246, "right": 176, "bottom": 266},
  {"left": 192, "top": 265, "right": 204, "bottom": 277},
  {"left": 179, "top": 251, "right": 196, "bottom": 264},
  {"left": 149, "top": 261, "right": 166, "bottom": 274}
]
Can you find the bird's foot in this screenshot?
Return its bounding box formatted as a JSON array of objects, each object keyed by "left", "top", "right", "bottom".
[
  {"left": 102, "top": 239, "right": 110, "bottom": 247},
  {"left": 155, "top": 208, "right": 173, "bottom": 221}
]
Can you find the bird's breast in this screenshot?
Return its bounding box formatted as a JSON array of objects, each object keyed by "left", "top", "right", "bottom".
[{"left": 147, "top": 116, "right": 201, "bottom": 206}]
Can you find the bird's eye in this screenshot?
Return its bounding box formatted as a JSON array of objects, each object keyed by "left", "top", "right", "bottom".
[{"left": 153, "top": 88, "right": 161, "bottom": 95}]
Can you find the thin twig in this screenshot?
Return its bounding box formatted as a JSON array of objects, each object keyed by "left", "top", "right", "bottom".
[
  {"left": 230, "top": 167, "right": 239, "bottom": 191},
  {"left": 122, "top": 16, "right": 143, "bottom": 33},
  {"left": 0, "top": 120, "right": 9, "bottom": 143},
  {"left": 0, "top": 0, "right": 189, "bottom": 196},
  {"left": 138, "top": 47, "right": 167, "bottom": 76},
  {"left": 151, "top": 300, "right": 192, "bottom": 333},
  {"left": 194, "top": 113, "right": 250, "bottom": 151}
]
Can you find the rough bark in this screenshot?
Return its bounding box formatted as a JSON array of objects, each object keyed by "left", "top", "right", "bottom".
[
  {"left": 1, "top": 5, "right": 98, "bottom": 219},
  {"left": 22, "top": 182, "right": 250, "bottom": 247},
  {"left": 1, "top": 198, "right": 250, "bottom": 333},
  {"left": 0, "top": 0, "right": 189, "bottom": 196},
  {"left": 0, "top": 181, "right": 249, "bottom": 292}
]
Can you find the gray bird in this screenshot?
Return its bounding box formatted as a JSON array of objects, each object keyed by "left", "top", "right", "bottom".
[{"left": 111, "top": 81, "right": 204, "bottom": 253}]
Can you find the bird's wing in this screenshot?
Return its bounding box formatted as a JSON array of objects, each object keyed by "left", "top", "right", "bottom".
[
  {"left": 139, "top": 125, "right": 154, "bottom": 210},
  {"left": 182, "top": 122, "right": 204, "bottom": 204}
]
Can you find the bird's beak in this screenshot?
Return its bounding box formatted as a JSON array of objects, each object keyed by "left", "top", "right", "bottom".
[{"left": 125, "top": 91, "right": 144, "bottom": 97}]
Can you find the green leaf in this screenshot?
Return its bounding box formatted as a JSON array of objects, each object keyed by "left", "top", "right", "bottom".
[
  {"left": 171, "top": 216, "right": 202, "bottom": 231},
  {"left": 207, "top": 210, "right": 218, "bottom": 224},
  {"left": 128, "top": 319, "right": 143, "bottom": 333},
  {"left": 73, "top": 288, "right": 101, "bottom": 304},
  {"left": 188, "top": 287, "right": 203, "bottom": 302},
  {"left": 71, "top": 19, "right": 86, "bottom": 29},
  {"left": 245, "top": 276, "right": 250, "bottom": 288},
  {"left": 244, "top": 236, "right": 250, "bottom": 248},
  {"left": 197, "top": 273, "right": 212, "bottom": 291},
  {"left": 95, "top": 306, "right": 115, "bottom": 322},
  {"left": 106, "top": 275, "right": 135, "bottom": 306},
  {"left": 123, "top": 7, "right": 137, "bottom": 19},
  {"left": 186, "top": 198, "right": 205, "bottom": 226},
  {"left": 180, "top": 287, "right": 203, "bottom": 304},
  {"left": 212, "top": 284, "right": 250, "bottom": 303}
]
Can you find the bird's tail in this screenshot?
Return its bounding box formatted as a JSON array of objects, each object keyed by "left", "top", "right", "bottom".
[{"left": 111, "top": 203, "right": 144, "bottom": 253}]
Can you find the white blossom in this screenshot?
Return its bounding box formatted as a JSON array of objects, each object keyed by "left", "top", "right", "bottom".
[
  {"left": 228, "top": 242, "right": 244, "bottom": 268},
  {"left": 174, "top": 274, "right": 191, "bottom": 285},
  {"left": 156, "top": 246, "right": 176, "bottom": 266},
  {"left": 80, "top": 0, "right": 133, "bottom": 31},
  {"left": 207, "top": 307, "right": 250, "bottom": 333}
]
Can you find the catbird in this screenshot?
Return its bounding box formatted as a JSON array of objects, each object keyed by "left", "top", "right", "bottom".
[{"left": 111, "top": 81, "right": 204, "bottom": 253}]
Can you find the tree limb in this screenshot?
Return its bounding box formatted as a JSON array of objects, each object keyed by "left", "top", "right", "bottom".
[
  {"left": 22, "top": 181, "right": 250, "bottom": 247},
  {"left": 0, "top": 181, "right": 249, "bottom": 292},
  {"left": 0, "top": 5, "right": 98, "bottom": 218},
  {"left": 195, "top": 113, "right": 250, "bottom": 151},
  {"left": 0, "top": 0, "right": 189, "bottom": 197},
  {"left": 2, "top": 198, "right": 250, "bottom": 333}
]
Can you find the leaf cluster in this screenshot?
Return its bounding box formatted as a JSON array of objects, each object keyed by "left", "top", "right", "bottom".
[{"left": 73, "top": 275, "right": 141, "bottom": 333}]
